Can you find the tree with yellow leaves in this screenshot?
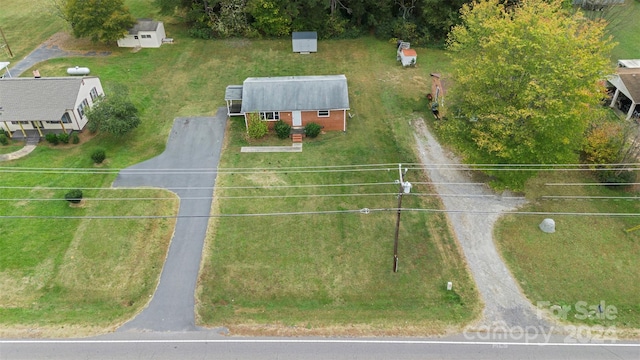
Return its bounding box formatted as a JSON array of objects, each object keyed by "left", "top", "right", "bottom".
[{"left": 444, "top": 0, "right": 615, "bottom": 188}]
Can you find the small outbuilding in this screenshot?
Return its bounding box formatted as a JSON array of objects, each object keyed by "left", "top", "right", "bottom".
[
  {"left": 292, "top": 32, "right": 317, "bottom": 54},
  {"left": 117, "top": 19, "right": 167, "bottom": 48},
  {"left": 397, "top": 41, "right": 417, "bottom": 67}
]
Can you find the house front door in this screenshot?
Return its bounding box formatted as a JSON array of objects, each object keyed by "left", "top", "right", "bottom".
[{"left": 292, "top": 111, "right": 302, "bottom": 127}]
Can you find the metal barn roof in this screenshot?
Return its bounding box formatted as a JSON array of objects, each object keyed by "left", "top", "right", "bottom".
[{"left": 240, "top": 75, "right": 349, "bottom": 113}]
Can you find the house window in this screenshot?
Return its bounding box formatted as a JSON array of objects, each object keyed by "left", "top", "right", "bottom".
[
  {"left": 259, "top": 111, "right": 280, "bottom": 121},
  {"left": 134, "top": 35, "right": 139, "bottom": 40},
  {"left": 141, "top": 34, "right": 152, "bottom": 39},
  {"left": 77, "top": 99, "right": 89, "bottom": 118},
  {"left": 317, "top": 110, "right": 330, "bottom": 117},
  {"left": 90, "top": 87, "right": 99, "bottom": 101},
  {"left": 11, "top": 121, "right": 29, "bottom": 125},
  {"left": 61, "top": 112, "right": 72, "bottom": 123}
]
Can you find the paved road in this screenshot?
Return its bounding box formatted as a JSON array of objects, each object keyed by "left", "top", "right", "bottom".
[
  {"left": 113, "top": 110, "right": 226, "bottom": 332},
  {"left": 1, "top": 335, "right": 637, "bottom": 360}
]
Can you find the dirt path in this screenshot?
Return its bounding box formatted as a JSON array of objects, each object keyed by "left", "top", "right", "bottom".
[{"left": 412, "top": 118, "right": 550, "bottom": 331}]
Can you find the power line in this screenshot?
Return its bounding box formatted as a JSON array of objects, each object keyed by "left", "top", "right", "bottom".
[
  {"left": 542, "top": 195, "right": 640, "bottom": 200},
  {"left": 545, "top": 182, "right": 640, "bottom": 186},
  {"left": 0, "top": 163, "right": 638, "bottom": 175},
  {"left": 2, "top": 208, "right": 640, "bottom": 219}
]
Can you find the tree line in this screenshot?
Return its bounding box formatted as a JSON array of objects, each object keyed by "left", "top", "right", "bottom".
[{"left": 154, "top": 0, "right": 469, "bottom": 44}]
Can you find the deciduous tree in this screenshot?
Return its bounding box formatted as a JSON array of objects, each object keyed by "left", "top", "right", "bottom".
[
  {"left": 63, "top": 0, "right": 136, "bottom": 43},
  {"left": 86, "top": 84, "right": 140, "bottom": 137},
  {"left": 444, "top": 0, "right": 615, "bottom": 188}
]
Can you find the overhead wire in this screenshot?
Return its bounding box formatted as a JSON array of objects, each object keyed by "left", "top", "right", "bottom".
[
  {"left": 0, "top": 162, "right": 638, "bottom": 175},
  {"left": 2, "top": 207, "right": 640, "bottom": 219}
]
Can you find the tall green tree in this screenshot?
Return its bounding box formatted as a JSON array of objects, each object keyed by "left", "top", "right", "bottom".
[
  {"left": 64, "top": 0, "right": 136, "bottom": 43},
  {"left": 444, "top": 0, "right": 614, "bottom": 188},
  {"left": 86, "top": 84, "right": 140, "bottom": 137},
  {"left": 247, "top": 0, "right": 291, "bottom": 36}
]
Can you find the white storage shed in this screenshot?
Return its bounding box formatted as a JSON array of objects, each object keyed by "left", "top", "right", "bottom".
[
  {"left": 117, "top": 20, "right": 167, "bottom": 48},
  {"left": 292, "top": 32, "right": 318, "bottom": 54}
]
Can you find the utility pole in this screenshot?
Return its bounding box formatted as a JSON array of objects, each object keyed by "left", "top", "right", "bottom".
[
  {"left": 393, "top": 163, "right": 411, "bottom": 272},
  {"left": 0, "top": 27, "right": 13, "bottom": 58}
]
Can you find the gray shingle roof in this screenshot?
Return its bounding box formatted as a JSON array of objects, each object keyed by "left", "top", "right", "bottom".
[
  {"left": 240, "top": 75, "right": 349, "bottom": 113},
  {"left": 224, "top": 85, "right": 243, "bottom": 101},
  {"left": 0, "top": 77, "right": 90, "bottom": 121}
]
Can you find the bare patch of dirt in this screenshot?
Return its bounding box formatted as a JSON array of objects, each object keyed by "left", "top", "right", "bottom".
[
  {"left": 223, "top": 323, "right": 462, "bottom": 338},
  {"left": 43, "top": 32, "right": 113, "bottom": 54}
]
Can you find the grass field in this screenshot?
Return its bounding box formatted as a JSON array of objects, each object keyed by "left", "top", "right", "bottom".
[
  {"left": 608, "top": 0, "right": 640, "bottom": 61},
  {"left": 494, "top": 172, "right": 639, "bottom": 329}
]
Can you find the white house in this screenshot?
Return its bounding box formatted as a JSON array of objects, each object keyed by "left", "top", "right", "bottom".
[
  {"left": 0, "top": 76, "right": 104, "bottom": 138},
  {"left": 117, "top": 20, "right": 167, "bottom": 48}
]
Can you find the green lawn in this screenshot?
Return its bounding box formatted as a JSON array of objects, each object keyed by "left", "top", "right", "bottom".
[
  {"left": 494, "top": 171, "right": 639, "bottom": 329},
  {"left": 608, "top": 0, "right": 640, "bottom": 61}
]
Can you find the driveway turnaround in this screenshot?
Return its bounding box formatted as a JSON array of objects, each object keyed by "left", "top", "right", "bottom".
[{"left": 113, "top": 109, "right": 226, "bottom": 332}]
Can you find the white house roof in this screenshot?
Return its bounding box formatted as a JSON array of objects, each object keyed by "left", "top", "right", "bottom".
[
  {"left": 0, "top": 77, "right": 95, "bottom": 121},
  {"left": 240, "top": 75, "right": 349, "bottom": 113},
  {"left": 128, "top": 19, "right": 161, "bottom": 34}
]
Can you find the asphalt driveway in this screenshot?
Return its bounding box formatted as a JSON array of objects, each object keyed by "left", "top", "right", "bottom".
[{"left": 113, "top": 108, "right": 226, "bottom": 332}]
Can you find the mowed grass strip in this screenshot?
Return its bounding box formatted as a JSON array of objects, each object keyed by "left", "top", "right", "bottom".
[
  {"left": 495, "top": 170, "right": 640, "bottom": 329},
  {"left": 197, "top": 39, "right": 479, "bottom": 335}
]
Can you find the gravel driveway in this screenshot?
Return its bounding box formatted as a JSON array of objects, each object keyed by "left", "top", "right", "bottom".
[
  {"left": 413, "top": 118, "right": 550, "bottom": 331},
  {"left": 113, "top": 110, "right": 226, "bottom": 332}
]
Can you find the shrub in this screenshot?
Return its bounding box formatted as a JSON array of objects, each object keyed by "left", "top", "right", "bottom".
[
  {"left": 45, "top": 133, "right": 59, "bottom": 145},
  {"left": 91, "top": 148, "right": 106, "bottom": 164},
  {"left": 274, "top": 120, "right": 291, "bottom": 139},
  {"left": 246, "top": 113, "right": 268, "bottom": 139},
  {"left": 595, "top": 168, "right": 637, "bottom": 186},
  {"left": 0, "top": 133, "right": 8, "bottom": 146},
  {"left": 58, "top": 132, "right": 70, "bottom": 144},
  {"left": 581, "top": 123, "right": 623, "bottom": 165},
  {"left": 65, "top": 189, "right": 83, "bottom": 204},
  {"left": 304, "top": 122, "right": 322, "bottom": 138},
  {"left": 71, "top": 132, "right": 80, "bottom": 144}
]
